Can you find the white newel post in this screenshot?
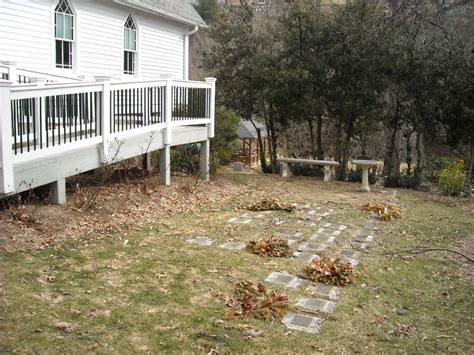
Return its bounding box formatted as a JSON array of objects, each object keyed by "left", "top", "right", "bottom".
[
  {"left": 205, "top": 77, "right": 216, "bottom": 138},
  {"left": 96, "top": 77, "right": 111, "bottom": 164},
  {"left": 164, "top": 76, "right": 172, "bottom": 145},
  {"left": 31, "top": 78, "right": 46, "bottom": 146},
  {"left": 159, "top": 74, "right": 173, "bottom": 185},
  {"left": 0, "top": 81, "right": 14, "bottom": 194}
]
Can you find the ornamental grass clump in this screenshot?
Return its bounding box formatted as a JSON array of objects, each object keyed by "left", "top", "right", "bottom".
[
  {"left": 224, "top": 281, "right": 289, "bottom": 321},
  {"left": 247, "top": 198, "right": 295, "bottom": 212},
  {"left": 362, "top": 202, "right": 401, "bottom": 221},
  {"left": 303, "top": 256, "right": 361, "bottom": 286},
  {"left": 246, "top": 236, "right": 294, "bottom": 257}
]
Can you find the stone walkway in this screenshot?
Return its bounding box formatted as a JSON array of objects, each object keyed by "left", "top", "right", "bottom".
[{"left": 186, "top": 202, "right": 381, "bottom": 334}]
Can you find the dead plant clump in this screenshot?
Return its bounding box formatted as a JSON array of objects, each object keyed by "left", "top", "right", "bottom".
[
  {"left": 362, "top": 202, "right": 401, "bottom": 221},
  {"left": 247, "top": 198, "right": 295, "bottom": 212},
  {"left": 8, "top": 204, "right": 40, "bottom": 228},
  {"left": 303, "top": 256, "right": 361, "bottom": 286},
  {"left": 225, "top": 281, "right": 289, "bottom": 321},
  {"left": 246, "top": 236, "right": 294, "bottom": 257}
]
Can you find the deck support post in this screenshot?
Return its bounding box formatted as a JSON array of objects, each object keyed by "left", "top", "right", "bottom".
[
  {"left": 159, "top": 146, "right": 170, "bottom": 186},
  {"left": 143, "top": 152, "right": 154, "bottom": 172},
  {"left": 50, "top": 178, "right": 66, "bottom": 204},
  {"left": 200, "top": 139, "right": 210, "bottom": 182},
  {"left": 0, "top": 81, "right": 14, "bottom": 194},
  {"left": 205, "top": 77, "right": 216, "bottom": 139}
]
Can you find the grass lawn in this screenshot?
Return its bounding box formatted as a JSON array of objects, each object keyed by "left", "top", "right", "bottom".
[{"left": 1, "top": 169, "right": 473, "bottom": 353}]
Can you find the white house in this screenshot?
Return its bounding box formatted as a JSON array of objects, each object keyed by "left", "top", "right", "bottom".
[
  {"left": 0, "top": 0, "right": 206, "bottom": 80},
  {"left": 0, "top": 0, "right": 216, "bottom": 203}
]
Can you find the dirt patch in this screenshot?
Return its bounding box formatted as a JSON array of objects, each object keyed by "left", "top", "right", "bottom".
[{"left": 0, "top": 174, "right": 240, "bottom": 253}]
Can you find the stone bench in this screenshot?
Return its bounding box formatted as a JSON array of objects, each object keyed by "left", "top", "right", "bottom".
[{"left": 277, "top": 158, "right": 340, "bottom": 182}]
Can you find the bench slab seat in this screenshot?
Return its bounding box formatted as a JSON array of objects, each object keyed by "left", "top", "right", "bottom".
[{"left": 277, "top": 158, "right": 340, "bottom": 182}]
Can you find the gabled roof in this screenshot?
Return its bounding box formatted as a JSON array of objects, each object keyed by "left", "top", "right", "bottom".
[
  {"left": 114, "top": 0, "right": 207, "bottom": 27},
  {"left": 237, "top": 120, "right": 267, "bottom": 139}
]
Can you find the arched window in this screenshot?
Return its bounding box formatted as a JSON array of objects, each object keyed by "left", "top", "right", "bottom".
[
  {"left": 55, "top": 0, "right": 74, "bottom": 69},
  {"left": 124, "top": 15, "right": 137, "bottom": 75}
]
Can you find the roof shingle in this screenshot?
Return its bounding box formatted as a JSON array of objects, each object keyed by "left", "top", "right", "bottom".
[{"left": 114, "top": 0, "right": 206, "bottom": 27}]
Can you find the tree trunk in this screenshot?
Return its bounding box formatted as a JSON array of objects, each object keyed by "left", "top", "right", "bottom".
[
  {"left": 267, "top": 105, "right": 278, "bottom": 173},
  {"left": 406, "top": 129, "right": 415, "bottom": 175},
  {"left": 316, "top": 115, "right": 324, "bottom": 160},
  {"left": 382, "top": 99, "right": 401, "bottom": 179},
  {"left": 334, "top": 119, "right": 344, "bottom": 178},
  {"left": 414, "top": 129, "right": 425, "bottom": 185},
  {"left": 307, "top": 117, "right": 316, "bottom": 159},
  {"left": 248, "top": 117, "right": 268, "bottom": 172},
  {"left": 338, "top": 117, "right": 354, "bottom": 181}
]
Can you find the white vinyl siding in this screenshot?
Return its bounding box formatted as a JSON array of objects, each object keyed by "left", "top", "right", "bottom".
[
  {"left": 0, "top": 0, "right": 52, "bottom": 73},
  {"left": 0, "top": 0, "right": 188, "bottom": 80}
]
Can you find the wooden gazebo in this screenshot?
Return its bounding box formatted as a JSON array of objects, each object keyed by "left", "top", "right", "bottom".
[{"left": 233, "top": 119, "right": 268, "bottom": 167}]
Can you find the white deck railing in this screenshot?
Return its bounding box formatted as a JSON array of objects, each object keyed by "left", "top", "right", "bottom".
[{"left": 0, "top": 76, "right": 216, "bottom": 194}]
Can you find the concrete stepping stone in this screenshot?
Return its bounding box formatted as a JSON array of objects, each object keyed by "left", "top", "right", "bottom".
[
  {"left": 306, "top": 283, "right": 340, "bottom": 301},
  {"left": 293, "top": 251, "right": 319, "bottom": 263},
  {"left": 315, "top": 228, "right": 342, "bottom": 237},
  {"left": 296, "top": 219, "right": 317, "bottom": 227},
  {"left": 340, "top": 257, "right": 359, "bottom": 266},
  {"left": 282, "top": 312, "right": 322, "bottom": 334},
  {"left": 228, "top": 217, "right": 252, "bottom": 224},
  {"left": 354, "top": 234, "right": 374, "bottom": 243},
  {"left": 351, "top": 241, "right": 370, "bottom": 250},
  {"left": 298, "top": 243, "right": 328, "bottom": 253},
  {"left": 293, "top": 203, "right": 312, "bottom": 209},
  {"left": 219, "top": 241, "right": 246, "bottom": 250},
  {"left": 264, "top": 272, "right": 302, "bottom": 288},
  {"left": 309, "top": 234, "right": 336, "bottom": 244},
  {"left": 278, "top": 231, "right": 304, "bottom": 239},
  {"left": 339, "top": 249, "right": 362, "bottom": 259},
  {"left": 323, "top": 223, "right": 348, "bottom": 231},
  {"left": 187, "top": 236, "right": 215, "bottom": 246},
  {"left": 265, "top": 217, "right": 284, "bottom": 225},
  {"left": 240, "top": 212, "right": 265, "bottom": 219},
  {"left": 308, "top": 210, "right": 331, "bottom": 217},
  {"left": 296, "top": 298, "right": 337, "bottom": 313}
]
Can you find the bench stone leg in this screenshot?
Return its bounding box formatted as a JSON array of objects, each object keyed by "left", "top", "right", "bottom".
[
  {"left": 279, "top": 162, "right": 289, "bottom": 178},
  {"left": 51, "top": 178, "right": 66, "bottom": 204},
  {"left": 323, "top": 166, "right": 332, "bottom": 182}
]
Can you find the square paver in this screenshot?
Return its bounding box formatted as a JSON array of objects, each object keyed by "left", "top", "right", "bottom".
[
  {"left": 264, "top": 272, "right": 302, "bottom": 288},
  {"left": 354, "top": 234, "right": 374, "bottom": 243},
  {"left": 293, "top": 203, "right": 312, "bottom": 210},
  {"left": 240, "top": 212, "right": 265, "bottom": 219},
  {"left": 315, "top": 228, "right": 342, "bottom": 237},
  {"left": 219, "top": 241, "right": 246, "bottom": 250},
  {"left": 279, "top": 231, "right": 304, "bottom": 239},
  {"left": 298, "top": 243, "right": 328, "bottom": 253},
  {"left": 309, "top": 234, "right": 336, "bottom": 244},
  {"left": 323, "top": 223, "right": 348, "bottom": 231},
  {"left": 296, "top": 219, "right": 317, "bottom": 227},
  {"left": 281, "top": 312, "right": 322, "bottom": 334},
  {"left": 293, "top": 252, "right": 319, "bottom": 263},
  {"left": 228, "top": 217, "right": 252, "bottom": 224},
  {"left": 265, "top": 217, "right": 284, "bottom": 226},
  {"left": 296, "top": 298, "right": 337, "bottom": 313},
  {"left": 351, "top": 241, "right": 370, "bottom": 249},
  {"left": 339, "top": 249, "right": 362, "bottom": 259},
  {"left": 306, "top": 283, "right": 340, "bottom": 301},
  {"left": 341, "top": 257, "right": 359, "bottom": 266},
  {"left": 187, "top": 236, "right": 215, "bottom": 246}
]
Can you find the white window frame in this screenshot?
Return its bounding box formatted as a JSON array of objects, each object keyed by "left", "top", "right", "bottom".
[
  {"left": 123, "top": 15, "right": 138, "bottom": 77},
  {"left": 53, "top": 0, "right": 75, "bottom": 71}
]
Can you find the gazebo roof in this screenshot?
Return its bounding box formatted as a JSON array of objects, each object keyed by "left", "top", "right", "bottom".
[{"left": 236, "top": 120, "right": 267, "bottom": 139}]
